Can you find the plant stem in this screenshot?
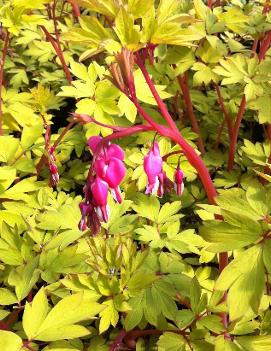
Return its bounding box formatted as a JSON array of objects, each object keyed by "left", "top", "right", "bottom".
[
  {"left": 36, "top": 120, "right": 75, "bottom": 173},
  {"left": 214, "top": 118, "right": 226, "bottom": 149},
  {"left": 177, "top": 73, "right": 205, "bottom": 154},
  {"left": 227, "top": 95, "right": 246, "bottom": 171},
  {"left": 228, "top": 32, "right": 271, "bottom": 171},
  {"left": 162, "top": 150, "right": 183, "bottom": 161},
  {"left": 68, "top": 0, "right": 80, "bottom": 18},
  {"left": 0, "top": 31, "right": 10, "bottom": 136},
  {"left": 109, "top": 330, "right": 126, "bottom": 351},
  {"left": 214, "top": 84, "right": 232, "bottom": 138},
  {"left": 40, "top": 25, "right": 72, "bottom": 84}
]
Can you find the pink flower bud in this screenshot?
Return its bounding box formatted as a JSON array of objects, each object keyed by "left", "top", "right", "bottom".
[
  {"left": 174, "top": 167, "right": 184, "bottom": 196},
  {"left": 49, "top": 162, "right": 59, "bottom": 187},
  {"left": 49, "top": 163, "right": 58, "bottom": 174}
]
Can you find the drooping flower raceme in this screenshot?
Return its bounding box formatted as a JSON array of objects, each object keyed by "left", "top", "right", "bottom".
[
  {"left": 79, "top": 136, "right": 126, "bottom": 234},
  {"left": 143, "top": 141, "right": 184, "bottom": 198}
]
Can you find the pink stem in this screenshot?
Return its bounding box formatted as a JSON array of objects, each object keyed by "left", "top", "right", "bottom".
[{"left": 40, "top": 25, "right": 72, "bottom": 84}]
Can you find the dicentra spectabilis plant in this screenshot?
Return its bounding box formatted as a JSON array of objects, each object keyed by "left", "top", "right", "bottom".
[{"left": 1, "top": 0, "right": 271, "bottom": 350}]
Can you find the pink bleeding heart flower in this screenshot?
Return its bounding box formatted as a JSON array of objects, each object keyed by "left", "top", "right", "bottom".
[
  {"left": 91, "top": 177, "right": 110, "bottom": 222},
  {"left": 144, "top": 141, "right": 163, "bottom": 195},
  {"left": 88, "top": 136, "right": 102, "bottom": 153},
  {"left": 106, "top": 143, "right": 125, "bottom": 161},
  {"left": 174, "top": 167, "right": 184, "bottom": 196},
  {"left": 95, "top": 157, "right": 126, "bottom": 203}
]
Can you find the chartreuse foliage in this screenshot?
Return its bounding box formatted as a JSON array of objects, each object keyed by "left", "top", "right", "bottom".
[{"left": 1, "top": 0, "right": 271, "bottom": 350}]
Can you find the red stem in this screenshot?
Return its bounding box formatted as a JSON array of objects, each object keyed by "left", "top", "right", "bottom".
[
  {"left": 109, "top": 330, "right": 126, "bottom": 351},
  {"left": 214, "top": 118, "right": 226, "bottom": 149},
  {"left": 227, "top": 95, "right": 246, "bottom": 171},
  {"left": 0, "top": 31, "right": 10, "bottom": 136},
  {"left": 214, "top": 84, "right": 232, "bottom": 138},
  {"left": 40, "top": 25, "right": 72, "bottom": 84},
  {"left": 177, "top": 73, "right": 205, "bottom": 154},
  {"left": 162, "top": 150, "right": 183, "bottom": 161},
  {"left": 207, "top": 0, "right": 213, "bottom": 8},
  {"left": 102, "top": 124, "right": 156, "bottom": 143},
  {"left": 52, "top": 1, "right": 61, "bottom": 44},
  {"left": 73, "top": 113, "right": 125, "bottom": 131},
  {"left": 68, "top": 0, "right": 80, "bottom": 18},
  {"left": 136, "top": 55, "right": 181, "bottom": 133}
]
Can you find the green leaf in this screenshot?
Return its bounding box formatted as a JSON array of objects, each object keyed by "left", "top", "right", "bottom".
[
  {"left": 0, "top": 288, "right": 17, "bottom": 305},
  {"left": 118, "top": 93, "right": 137, "bottom": 122},
  {"left": 236, "top": 336, "right": 271, "bottom": 350},
  {"left": 21, "top": 122, "right": 44, "bottom": 149},
  {"left": 190, "top": 277, "right": 201, "bottom": 313},
  {"left": 216, "top": 245, "right": 265, "bottom": 320},
  {"left": 158, "top": 201, "right": 182, "bottom": 224},
  {"left": 31, "top": 292, "right": 104, "bottom": 341},
  {"left": 194, "top": 0, "right": 208, "bottom": 20},
  {"left": 0, "top": 136, "right": 19, "bottom": 163},
  {"left": 8, "top": 256, "right": 40, "bottom": 301},
  {"left": 114, "top": 7, "right": 141, "bottom": 50},
  {"left": 158, "top": 332, "right": 185, "bottom": 351},
  {"left": 253, "top": 96, "right": 271, "bottom": 124},
  {"left": 132, "top": 194, "right": 160, "bottom": 222},
  {"left": 200, "top": 220, "right": 261, "bottom": 252},
  {"left": 23, "top": 287, "right": 48, "bottom": 340},
  {"left": 192, "top": 62, "right": 219, "bottom": 85},
  {"left": 37, "top": 204, "right": 81, "bottom": 230},
  {"left": 0, "top": 331, "right": 23, "bottom": 351},
  {"left": 215, "top": 336, "right": 241, "bottom": 351},
  {"left": 124, "top": 293, "right": 144, "bottom": 331},
  {"left": 99, "top": 298, "right": 119, "bottom": 333},
  {"left": 175, "top": 310, "right": 195, "bottom": 329},
  {"left": 198, "top": 315, "right": 225, "bottom": 334}
]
